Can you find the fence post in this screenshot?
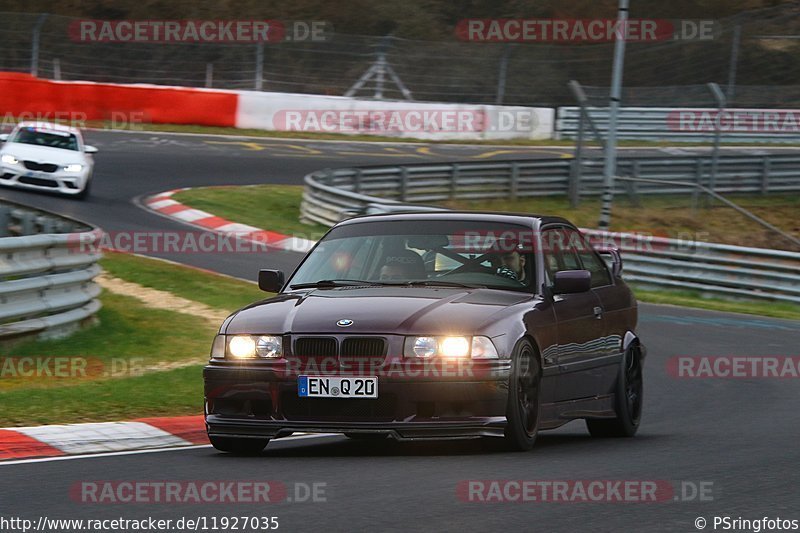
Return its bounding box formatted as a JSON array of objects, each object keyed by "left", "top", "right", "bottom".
[
  {"left": 19, "top": 212, "right": 36, "bottom": 235},
  {"left": 510, "top": 163, "right": 519, "bottom": 200},
  {"left": 30, "top": 13, "right": 49, "bottom": 77},
  {"left": 353, "top": 169, "right": 362, "bottom": 194},
  {"left": 399, "top": 167, "right": 408, "bottom": 202},
  {"left": 760, "top": 157, "right": 770, "bottom": 195}
]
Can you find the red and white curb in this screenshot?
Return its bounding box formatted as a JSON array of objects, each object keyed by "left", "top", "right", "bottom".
[
  {"left": 0, "top": 415, "right": 207, "bottom": 461},
  {"left": 143, "top": 188, "right": 317, "bottom": 253}
]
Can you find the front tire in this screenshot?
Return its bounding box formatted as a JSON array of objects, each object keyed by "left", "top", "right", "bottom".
[
  {"left": 586, "top": 343, "right": 643, "bottom": 437},
  {"left": 503, "top": 339, "right": 541, "bottom": 451},
  {"left": 209, "top": 436, "right": 269, "bottom": 455}
]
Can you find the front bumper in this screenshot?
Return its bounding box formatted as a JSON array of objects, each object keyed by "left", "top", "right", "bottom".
[
  {"left": 204, "top": 360, "right": 512, "bottom": 440},
  {"left": 0, "top": 165, "right": 88, "bottom": 195}
]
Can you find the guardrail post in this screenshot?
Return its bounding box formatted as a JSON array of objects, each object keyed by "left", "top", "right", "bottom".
[
  {"left": 450, "top": 164, "right": 459, "bottom": 200},
  {"left": 510, "top": 162, "right": 519, "bottom": 200},
  {"left": 41, "top": 217, "right": 57, "bottom": 234},
  {"left": 626, "top": 161, "right": 641, "bottom": 207},
  {"left": 353, "top": 169, "right": 362, "bottom": 194},
  {"left": 693, "top": 159, "right": 704, "bottom": 211},
  {"left": 760, "top": 157, "right": 771, "bottom": 195},
  {"left": 568, "top": 159, "right": 581, "bottom": 207},
  {"left": 0, "top": 206, "right": 10, "bottom": 237},
  {"left": 399, "top": 167, "right": 409, "bottom": 202}
]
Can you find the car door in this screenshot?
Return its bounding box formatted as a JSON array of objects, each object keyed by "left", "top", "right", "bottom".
[
  {"left": 541, "top": 226, "right": 605, "bottom": 402},
  {"left": 571, "top": 231, "right": 626, "bottom": 396}
]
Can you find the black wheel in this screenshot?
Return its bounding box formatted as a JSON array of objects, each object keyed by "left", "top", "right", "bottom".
[
  {"left": 209, "top": 436, "right": 269, "bottom": 455},
  {"left": 344, "top": 433, "right": 388, "bottom": 440},
  {"left": 503, "top": 339, "right": 541, "bottom": 451},
  {"left": 586, "top": 343, "right": 643, "bottom": 438}
]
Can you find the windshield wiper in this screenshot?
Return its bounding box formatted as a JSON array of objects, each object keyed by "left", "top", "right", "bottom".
[
  {"left": 289, "top": 279, "right": 387, "bottom": 289},
  {"left": 401, "top": 280, "right": 485, "bottom": 289}
]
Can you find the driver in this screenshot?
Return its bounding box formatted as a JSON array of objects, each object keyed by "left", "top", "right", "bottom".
[{"left": 493, "top": 241, "right": 527, "bottom": 284}]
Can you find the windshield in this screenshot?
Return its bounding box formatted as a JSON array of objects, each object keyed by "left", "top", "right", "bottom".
[
  {"left": 288, "top": 219, "right": 536, "bottom": 292},
  {"left": 11, "top": 127, "right": 80, "bottom": 151}
]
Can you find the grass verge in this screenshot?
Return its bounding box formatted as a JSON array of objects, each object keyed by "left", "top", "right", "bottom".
[{"left": 0, "top": 253, "right": 269, "bottom": 427}]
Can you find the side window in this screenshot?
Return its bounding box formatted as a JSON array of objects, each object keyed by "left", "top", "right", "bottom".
[
  {"left": 562, "top": 228, "right": 612, "bottom": 288},
  {"left": 541, "top": 228, "right": 582, "bottom": 284}
]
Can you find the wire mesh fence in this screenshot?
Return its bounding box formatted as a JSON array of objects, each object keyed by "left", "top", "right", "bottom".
[{"left": 1, "top": 5, "right": 799, "bottom": 106}]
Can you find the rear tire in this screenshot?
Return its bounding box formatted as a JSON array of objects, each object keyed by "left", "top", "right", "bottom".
[
  {"left": 209, "top": 436, "right": 269, "bottom": 455},
  {"left": 503, "top": 339, "right": 541, "bottom": 451},
  {"left": 586, "top": 343, "right": 643, "bottom": 438}
]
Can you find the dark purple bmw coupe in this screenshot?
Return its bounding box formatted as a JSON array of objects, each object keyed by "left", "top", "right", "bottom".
[{"left": 204, "top": 212, "right": 645, "bottom": 453}]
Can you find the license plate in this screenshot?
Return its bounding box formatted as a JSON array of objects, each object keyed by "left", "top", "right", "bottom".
[
  {"left": 25, "top": 171, "right": 44, "bottom": 179},
  {"left": 298, "top": 376, "right": 378, "bottom": 399}
]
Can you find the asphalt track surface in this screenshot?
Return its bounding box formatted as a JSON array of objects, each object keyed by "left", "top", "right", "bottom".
[{"left": 1, "top": 131, "right": 798, "bottom": 532}]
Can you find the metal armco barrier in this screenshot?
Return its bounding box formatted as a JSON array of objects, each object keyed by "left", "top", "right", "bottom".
[
  {"left": 301, "top": 159, "right": 800, "bottom": 304},
  {"left": 0, "top": 200, "right": 102, "bottom": 340},
  {"left": 556, "top": 107, "right": 800, "bottom": 143}
]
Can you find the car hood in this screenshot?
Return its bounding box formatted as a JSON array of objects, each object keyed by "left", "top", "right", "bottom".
[
  {"left": 224, "top": 286, "right": 532, "bottom": 335},
  {"left": 1, "top": 143, "right": 86, "bottom": 164}
]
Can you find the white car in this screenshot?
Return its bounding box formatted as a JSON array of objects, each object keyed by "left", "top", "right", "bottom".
[{"left": 0, "top": 122, "right": 97, "bottom": 199}]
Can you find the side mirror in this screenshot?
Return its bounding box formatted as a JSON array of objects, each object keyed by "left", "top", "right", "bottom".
[
  {"left": 0, "top": 134, "right": 8, "bottom": 142},
  {"left": 258, "top": 269, "right": 285, "bottom": 292},
  {"left": 553, "top": 270, "right": 591, "bottom": 294},
  {"left": 84, "top": 145, "right": 98, "bottom": 154}
]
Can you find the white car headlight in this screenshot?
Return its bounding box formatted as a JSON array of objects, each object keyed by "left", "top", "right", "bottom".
[
  {"left": 404, "top": 335, "right": 498, "bottom": 359},
  {"left": 217, "top": 334, "right": 283, "bottom": 359},
  {"left": 228, "top": 335, "right": 256, "bottom": 358},
  {"left": 440, "top": 336, "right": 471, "bottom": 358},
  {"left": 1, "top": 154, "right": 19, "bottom": 165},
  {"left": 63, "top": 164, "right": 83, "bottom": 172}
]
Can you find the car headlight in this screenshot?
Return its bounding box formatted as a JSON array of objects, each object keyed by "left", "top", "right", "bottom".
[
  {"left": 63, "top": 164, "right": 83, "bottom": 172},
  {"left": 404, "top": 335, "right": 498, "bottom": 359},
  {"left": 1, "top": 154, "right": 19, "bottom": 165},
  {"left": 211, "top": 334, "right": 283, "bottom": 359}
]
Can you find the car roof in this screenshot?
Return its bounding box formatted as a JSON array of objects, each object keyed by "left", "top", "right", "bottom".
[
  {"left": 335, "top": 210, "right": 576, "bottom": 228},
  {"left": 14, "top": 121, "right": 81, "bottom": 135}
]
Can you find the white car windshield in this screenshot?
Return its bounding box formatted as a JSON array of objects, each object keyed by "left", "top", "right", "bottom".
[{"left": 11, "top": 127, "right": 80, "bottom": 151}]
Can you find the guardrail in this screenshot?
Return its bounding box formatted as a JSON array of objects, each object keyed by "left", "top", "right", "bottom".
[
  {"left": 556, "top": 107, "right": 800, "bottom": 143},
  {"left": 0, "top": 200, "right": 102, "bottom": 341},
  {"left": 301, "top": 159, "right": 800, "bottom": 304}
]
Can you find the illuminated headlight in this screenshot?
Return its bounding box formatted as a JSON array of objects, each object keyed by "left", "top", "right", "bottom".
[
  {"left": 228, "top": 335, "right": 256, "bottom": 358},
  {"left": 404, "top": 335, "right": 499, "bottom": 359},
  {"left": 1, "top": 154, "right": 19, "bottom": 165},
  {"left": 440, "top": 336, "right": 470, "bottom": 358},
  {"left": 212, "top": 334, "right": 283, "bottom": 359},
  {"left": 63, "top": 164, "right": 83, "bottom": 172}
]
